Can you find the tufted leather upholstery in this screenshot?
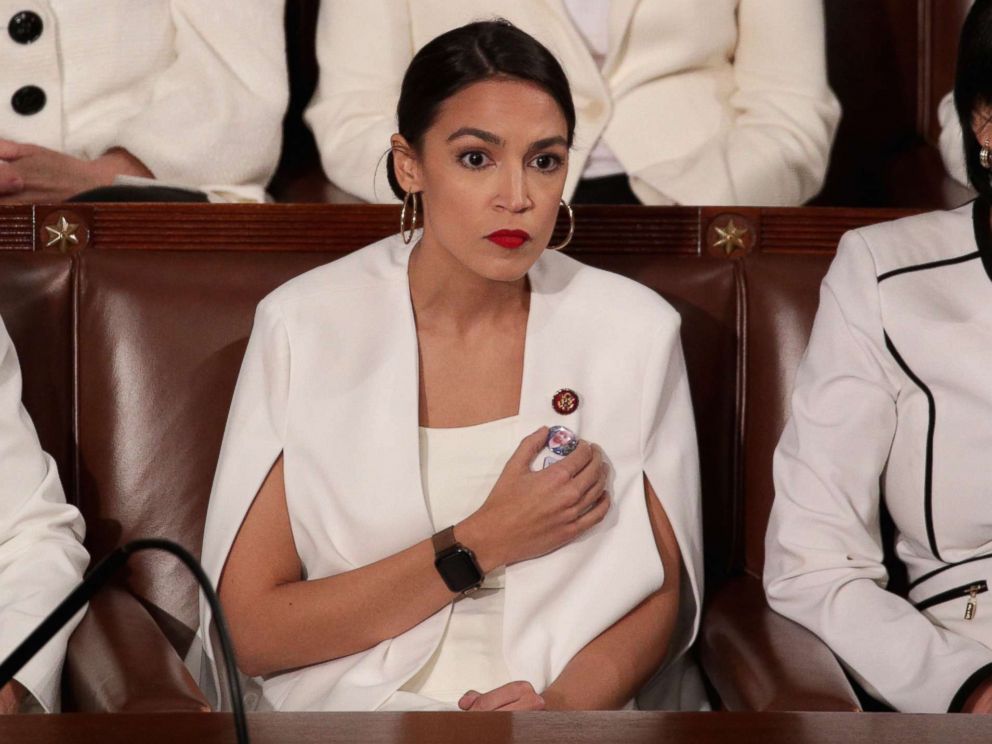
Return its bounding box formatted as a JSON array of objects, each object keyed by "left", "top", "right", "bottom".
[{"left": 1, "top": 204, "right": 916, "bottom": 711}]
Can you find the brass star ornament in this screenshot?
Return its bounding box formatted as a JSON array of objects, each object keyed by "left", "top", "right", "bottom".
[
  {"left": 44, "top": 215, "right": 80, "bottom": 252},
  {"left": 713, "top": 219, "right": 749, "bottom": 256}
]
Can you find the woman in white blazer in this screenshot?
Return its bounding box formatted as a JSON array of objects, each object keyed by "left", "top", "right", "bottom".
[
  {"left": 0, "top": 1, "right": 288, "bottom": 203},
  {"left": 764, "top": 1, "right": 992, "bottom": 714},
  {"left": 195, "top": 21, "right": 703, "bottom": 713},
  {"left": 306, "top": 0, "right": 839, "bottom": 207},
  {"left": 0, "top": 316, "right": 87, "bottom": 713}
]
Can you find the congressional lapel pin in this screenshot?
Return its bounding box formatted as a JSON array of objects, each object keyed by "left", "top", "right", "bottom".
[{"left": 552, "top": 388, "right": 579, "bottom": 415}]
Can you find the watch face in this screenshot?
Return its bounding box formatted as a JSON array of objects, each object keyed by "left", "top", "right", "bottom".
[{"left": 435, "top": 548, "right": 483, "bottom": 593}]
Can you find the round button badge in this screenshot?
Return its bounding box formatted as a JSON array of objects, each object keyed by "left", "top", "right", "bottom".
[{"left": 546, "top": 426, "right": 578, "bottom": 457}]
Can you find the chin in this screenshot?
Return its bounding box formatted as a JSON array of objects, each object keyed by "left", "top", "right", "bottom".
[
  {"left": 478, "top": 265, "right": 530, "bottom": 283},
  {"left": 477, "top": 253, "right": 540, "bottom": 283}
]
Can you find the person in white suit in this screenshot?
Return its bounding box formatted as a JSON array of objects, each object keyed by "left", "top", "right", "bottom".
[
  {"left": 306, "top": 0, "right": 840, "bottom": 207},
  {"left": 0, "top": 1, "right": 288, "bottom": 203},
  {"left": 194, "top": 21, "right": 703, "bottom": 713},
  {"left": 0, "top": 315, "right": 87, "bottom": 713},
  {"left": 765, "top": 1, "right": 992, "bottom": 714}
]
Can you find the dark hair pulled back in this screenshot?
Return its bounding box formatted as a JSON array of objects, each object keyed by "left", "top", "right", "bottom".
[
  {"left": 955, "top": 0, "right": 992, "bottom": 202},
  {"left": 385, "top": 19, "right": 576, "bottom": 201}
]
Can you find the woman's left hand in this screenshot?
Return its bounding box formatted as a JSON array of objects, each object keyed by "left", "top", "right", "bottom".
[
  {"left": 458, "top": 681, "right": 546, "bottom": 711},
  {"left": 0, "top": 139, "right": 152, "bottom": 202},
  {"left": 0, "top": 681, "right": 26, "bottom": 714},
  {"left": 961, "top": 678, "right": 992, "bottom": 714}
]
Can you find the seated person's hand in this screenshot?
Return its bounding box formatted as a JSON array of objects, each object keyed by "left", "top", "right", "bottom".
[
  {"left": 458, "top": 681, "right": 546, "bottom": 711},
  {"left": 962, "top": 678, "right": 992, "bottom": 714},
  {"left": 460, "top": 428, "right": 611, "bottom": 570},
  {"left": 0, "top": 139, "right": 151, "bottom": 203},
  {"left": 0, "top": 681, "right": 27, "bottom": 715}
]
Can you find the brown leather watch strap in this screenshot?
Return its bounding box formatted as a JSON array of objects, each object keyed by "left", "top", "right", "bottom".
[{"left": 432, "top": 525, "right": 458, "bottom": 555}]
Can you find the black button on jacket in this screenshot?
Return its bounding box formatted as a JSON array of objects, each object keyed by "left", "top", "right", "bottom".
[
  {"left": 8, "top": 11, "right": 43, "bottom": 44},
  {"left": 12, "top": 85, "right": 46, "bottom": 115}
]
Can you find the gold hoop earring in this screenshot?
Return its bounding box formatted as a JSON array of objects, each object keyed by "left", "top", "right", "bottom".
[
  {"left": 982, "top": 139, "right": 992, "bottom": 171},
  {"left": 401, "top": 190, "right": 419, "bottom": 244},
  {"left": 547, "top": 199, "right": 575, "bottom": 251}
]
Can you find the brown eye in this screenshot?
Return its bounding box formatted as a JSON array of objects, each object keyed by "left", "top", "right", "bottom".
[
  {"left": 530, "top": 153, "right": 561, "bottom": 172},
  {"left": 459, "top": 151, "right": 490, "bottom": 169}
]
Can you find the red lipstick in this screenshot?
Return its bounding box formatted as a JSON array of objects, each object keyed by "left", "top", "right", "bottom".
[{"left": 485, "top": 229, "right": 530, "bottom": 249}]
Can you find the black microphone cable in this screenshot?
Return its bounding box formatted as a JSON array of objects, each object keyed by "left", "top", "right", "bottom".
[{"left": 0, "top": 538, "right": 249, "bottom": 744}]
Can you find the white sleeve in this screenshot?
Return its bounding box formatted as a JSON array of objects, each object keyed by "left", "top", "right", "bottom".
[
  {"left": 640, "top": 0, "right": 840, "bottom": 206},
  {"left": 113, "top": 1, "right": 288, "bottom": 190},
  {"left": 640, "top": 319, "right": 703, "bottom": 661},
  {"left": 938, "top": 91, "right": 970, "bottom": 188},
  {"left": 304, "top": 0, "right": 413, "bottom": 203},
  {"left": 0, "top": 319, "right": 87, "bottom": 713},
  {"left": 195, "top": 296, "right": 290, "bottom": 708},
  {"left": 764, "top": 232, "right": 992, "bottom": 712}
]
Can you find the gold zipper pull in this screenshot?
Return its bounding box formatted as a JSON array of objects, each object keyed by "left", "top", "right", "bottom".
[{"left": 965, "top": 586, "right": 979, "bottom": 621}]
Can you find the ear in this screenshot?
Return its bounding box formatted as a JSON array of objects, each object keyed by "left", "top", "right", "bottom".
[
  {"left": 390, "top": 134, "right": 423, "bottom": 194},
  {"left": 972, "top": 103, "right": 992, "bottom": 145}
]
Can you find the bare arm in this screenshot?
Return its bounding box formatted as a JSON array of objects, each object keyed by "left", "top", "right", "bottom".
[
  {"left": 541, "top": 476, "right": 679, "bottom": 709},
  {"left": 0, "top": 682, "right": 26, "bottom": 715},
  {"left": 219, "top": 431, "right": 610, "bottom": 678},
  {"left": 460, "top": 475, "right": 680, "bottom": 711}
]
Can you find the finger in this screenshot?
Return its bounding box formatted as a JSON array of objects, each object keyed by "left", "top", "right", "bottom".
[
  {"left": 573, "top": 491, "right": 611, "bottom": 533},
  {"left": 505, "top": 427, "right": 549, "bottom": 472},
  {"left": 567, "top": 446, "right": 604, "bottom": 502},
  {"left": 0, "top": 139, "right": 24, "bottom": 161},
  {"left": 0, "top": 162, "right": 24, "bottom": 194},
  {"left": 468, "top": 681, "right": 533, "bottom": 711},
  {"left": 550, "top": 440, "right": 594, "bottom": 479},
  {"left": 573, "top": 462, "right": 609, "bottom": 515},
  {"left": 494, "top": 694, "right": 546, "bottom": 711},
  {"left": 458, "top": 690, "right": 481, "bottom": 710}
]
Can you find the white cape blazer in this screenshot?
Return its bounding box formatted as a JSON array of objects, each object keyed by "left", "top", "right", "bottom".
[
  {"left": 0, "top": 316, "right": 87, "bottom": 712},
  {"left": 192, "top": 233, "right": 703, "bottom": 711},
  {"left": 307, "top": 0, "right": 839, "bottom": 207}
]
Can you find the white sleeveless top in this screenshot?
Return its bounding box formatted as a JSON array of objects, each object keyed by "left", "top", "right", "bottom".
[{"left": 380, "top": 415, "right": 519, "bottom": 709}]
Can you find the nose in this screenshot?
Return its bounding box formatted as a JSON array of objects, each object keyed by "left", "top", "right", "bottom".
[{"left": 495, "top": 163, "right": 532, "bottom": 213}]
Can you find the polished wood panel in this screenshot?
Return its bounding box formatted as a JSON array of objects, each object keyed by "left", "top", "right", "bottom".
[
  {"left": 3, "top": 712, "right": 992, "bottom": 744},
  {"left": 4, "top": 204, "right": 919, "bottom": 258},
  {"left": 0, "top": 210, "right": 34, "bottom": 250},
  {"left": 817, "top": 0, "right": 972, "bottom": 208}
]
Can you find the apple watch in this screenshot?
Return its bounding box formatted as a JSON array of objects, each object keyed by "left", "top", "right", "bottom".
[{"left": 432, "top": 525, "right": 483, "bottom": 594}]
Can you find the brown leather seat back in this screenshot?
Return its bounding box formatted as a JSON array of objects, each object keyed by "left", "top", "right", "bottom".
[
  {"left": 75, "top": 249, "right": 345, "bottom": 653},
  {"left": 587, "top": 253, "right": 741, "bottom": 579},
  {"left": 741, "top": 253, "right": 832, "bottom": 577},
  {"left": 0, "top": 251, "right": 74, "bottom": 500},
  {"left": 74, "top": 247, "right": 740, "bottom": 652}
]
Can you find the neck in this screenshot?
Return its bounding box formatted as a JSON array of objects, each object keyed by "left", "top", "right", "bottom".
[{"left": 408, "top": 234, "right": 530, "bottom": 331}]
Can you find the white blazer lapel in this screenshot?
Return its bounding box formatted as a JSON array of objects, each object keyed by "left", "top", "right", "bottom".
[
  {"left": 517, "top": 250, "right": 584, "bottom": 432},
  {"left": 316, "top": 235, "right": 435, "bottom": 566},
  {"left": 534, "top": 0, "right": 609, "bottom": 100},
  {"left": 604, "top": 0, "right": 641, "bottom": 76}
]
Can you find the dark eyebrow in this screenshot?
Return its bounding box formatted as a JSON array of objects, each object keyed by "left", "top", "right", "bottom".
[
  {"left": 446, "top": 127, "right": 503, "bottom": 145},
  {"left": 531, "top": 136, "right": 568, "bottom": 150}
]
